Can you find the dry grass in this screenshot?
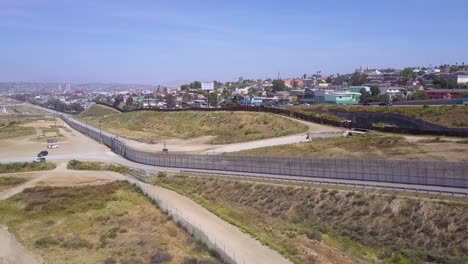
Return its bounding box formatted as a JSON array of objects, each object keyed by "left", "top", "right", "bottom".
[
  {"left": 12, "top": 105, "right": 49, "bottom": 115},
  {"left": 0, "top": 181, "right": 221, "bottom": 264},
  {"left": 229, "top": 133, "right": 468, "bottom": 161},
  {"left": 300, "top": 105, "right": 468, "bottom": 128},
  {"left": 67, "top": 160, "right": 141, "bottom": 177},
  {"left": 152, "top": 174, "right": 468, "bottom": 264},
  {"left": 0, "top": 176, "right": 30, "bottom": 191},
  {"left": 78, "top": 105, "right": 308, "bottom": 144},
  {"left": 0, "top": 123, "right": 35, "bottom": 139},
  {"left": 0, "top": 162, "right": 56, "bottom": 174}
]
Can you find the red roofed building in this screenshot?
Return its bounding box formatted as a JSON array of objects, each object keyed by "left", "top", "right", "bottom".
[{"left": 425, "top": 89, "right": 466, "bottom": 99}]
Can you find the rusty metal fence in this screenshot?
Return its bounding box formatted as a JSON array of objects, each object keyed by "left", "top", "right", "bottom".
[{"left": 62, "top": 115, "right": 468, "bottom": 188}]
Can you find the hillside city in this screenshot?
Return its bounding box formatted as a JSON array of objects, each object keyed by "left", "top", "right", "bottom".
[{"left": 2, "top": 64, "right": 468, "bottom": 113}]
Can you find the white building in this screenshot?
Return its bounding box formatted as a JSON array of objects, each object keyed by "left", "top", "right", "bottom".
[
  {"left": 425, "top": 68, "right": 441, "bottom": 74},
  {"left": 457, "top": 75, "right": 468, "bottom": 84}
]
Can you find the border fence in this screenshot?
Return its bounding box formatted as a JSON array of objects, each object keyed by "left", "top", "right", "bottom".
[
  {"left": 62, "top": 115, "right": 468, "bottom": 189},
  {"left": 125, "top": 176, "right": 239, "bottom": 264}
]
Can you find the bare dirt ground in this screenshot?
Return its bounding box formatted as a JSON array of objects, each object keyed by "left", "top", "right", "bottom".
[
  {"left": 0, "top": 118, "right": 115, "bottom": 163},
  {"left": 0, "top": 225, "right": 42, "bottom": 264}
]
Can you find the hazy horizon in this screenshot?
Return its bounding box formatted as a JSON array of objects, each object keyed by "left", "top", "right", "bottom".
[{"left": 1, "top": 0, "right": 467, "bottom": 85}]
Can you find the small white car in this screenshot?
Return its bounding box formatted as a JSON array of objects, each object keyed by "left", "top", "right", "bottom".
[
  {"left": 47, "top": 144, "right": 59, "bottom": 149},
  {"left": 33, "top": 157, "right": 46, "bottom": 163}
]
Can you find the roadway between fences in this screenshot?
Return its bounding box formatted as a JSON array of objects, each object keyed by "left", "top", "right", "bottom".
[{"left": 61, "top": 115, "right": 468, "bottom": 189}]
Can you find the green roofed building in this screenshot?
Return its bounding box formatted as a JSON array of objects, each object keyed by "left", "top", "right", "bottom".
[
  {"left": 315, "top": 90, "right": 361, "bottom": 105},
  {"left": 349, "top": 86, "right": 371, "bottom": 93}
]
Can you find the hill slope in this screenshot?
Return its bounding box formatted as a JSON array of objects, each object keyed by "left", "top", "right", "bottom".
[
  {"left": 154, "top": 174, "right": 468, "bottom": 264},
  {"left": 78, "top": 105, "right": 309, "bottom": 144}
]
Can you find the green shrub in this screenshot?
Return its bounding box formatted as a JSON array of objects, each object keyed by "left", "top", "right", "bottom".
[
  {"left": 0, "top": 162, "right": 56, "bottom": 174},
  {"left": 35, "top": 236, "right": 60, "bottom": 248},
  {"left": 306, "top": 230, "right": 323, "bottom": 242}
]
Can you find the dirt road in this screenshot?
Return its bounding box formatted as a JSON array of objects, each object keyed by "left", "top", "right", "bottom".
[
  {"left": 0, "top": 226, "right": 42, "bottom": 264},
  {"left": 128, "top": 177, "right": 292, "bottom": 264}
]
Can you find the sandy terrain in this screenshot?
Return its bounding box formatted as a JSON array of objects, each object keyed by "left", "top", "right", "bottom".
[
  {"left": 0, "top": 118, "right": 115, "bottom": 163},
  {"left": 0, "top": 225, "right": 42, "bottom": 264}
]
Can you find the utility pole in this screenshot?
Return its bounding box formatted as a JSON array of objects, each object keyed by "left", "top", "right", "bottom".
[
  {"left": 99, "top": 118, "right": 102, "bottom": 144},
  {"left": 211, "top": 115, "right": 217, "bottom": 154}
]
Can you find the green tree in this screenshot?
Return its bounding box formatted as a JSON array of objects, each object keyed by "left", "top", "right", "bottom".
[
  {"left": 247, "top": 88, "right": 256, "bottom": 104},
  {"left": 369, "top": 85, "right": 381, "bottom": 97},
  {"left": 351, "top": 71, "right": 367, "bottom": 86},
  {"left": 165, "top": 94, "right": 176, "bottom": 107},
  {"left": 272, "top": 80, "right": 287, "bottom": 92},
  {"left": 393, "top": 94, "right": 406, "bottom": 101},
  {"left": 126, "top": 96, "right": 134, "bottom": 106},
  {"left": 208, "top": 92, "right": 218, "bottom": 107},
  {"left": 190, "top": 81, "right": 201, "bottom": 89},
  {"left": 113, "top": 95, "right": 124, "bottom": 107},
  {"left": 359, "top": 88, "right": 369, "bottom": 103},
  {"left": 450, "top": 65, "right": 459, "bottom": 73},
  {"left": 410, "top": 91, "right": 428, "bottom": 100},
  {"left": 182, "top": 92, "right": 192, "bottom": 102},
  {"left": 401, "top": 68, "right": 417, "bottom": 84},
  {"left": 180, "top": 84, "right": 190, "bottom": 91},
  {"left": 376, "top": 94, "right": 390, "bottom": 102}
]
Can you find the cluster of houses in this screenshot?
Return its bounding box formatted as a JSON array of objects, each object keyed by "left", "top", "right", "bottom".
[{"left": 7, "top": 64, "right": 468, "bottom": 110}]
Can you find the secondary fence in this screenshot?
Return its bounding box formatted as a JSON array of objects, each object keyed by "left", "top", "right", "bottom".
[
  {"left": 62, "top": 115, "right": 468, "bottom": 188},
  {"left": 125, "top": 176, "right": 239, "bottom": 264}
]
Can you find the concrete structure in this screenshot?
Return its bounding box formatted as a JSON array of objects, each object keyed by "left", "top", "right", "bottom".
[{"left": 297, "top": 88, "right": 316, "bottom": 104}]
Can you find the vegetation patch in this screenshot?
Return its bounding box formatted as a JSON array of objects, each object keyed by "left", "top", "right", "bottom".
[
  {"left": 0, "top": 162, "right": 56, "bottom": 174},
  {"left": 77, "top": 105, "right": 308, "bottom": 144},
  {"left": 0, "top": 176, "right": 30, "bottom": 191},
  {"left": 229, "top": 134, "right": 468, "bottom": 161},
  {"left": 151, "top": 174, "right": 468, "bottom": 264},
  {"left": 0, "top": 123, "right": 35, "bottom": 139},
  {"left": 300, "top": 105, "right": 468, "bottom": 128},
  {"left": 0, "top": 182, "right": 221, "bottom": 264},
  {"left": 41, "top": 126, "right": 60, "bottom": 134},
  {"left": 67, "top": 160, "right": 140, "bottom": 177}
]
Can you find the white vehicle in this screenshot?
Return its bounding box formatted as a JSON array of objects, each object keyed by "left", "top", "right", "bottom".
[
  {"left": 463, "top": 100, "right": 468, "bottom": 106},
  {"left": 33, "top": 157, "right": 46, "bottom": 163},
  {"left": 47, "top": 144, "right": 60, "bottom": 149}
]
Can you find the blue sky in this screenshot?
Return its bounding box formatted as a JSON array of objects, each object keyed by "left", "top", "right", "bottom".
[{"left": 1, "top": 0, "right": 467, "bottom": 85}]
